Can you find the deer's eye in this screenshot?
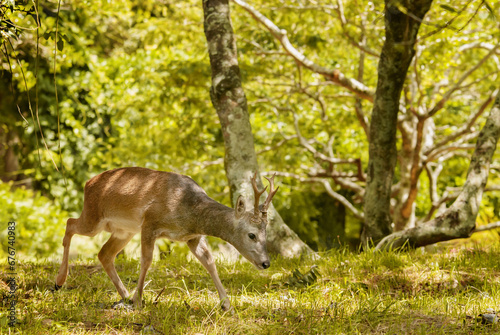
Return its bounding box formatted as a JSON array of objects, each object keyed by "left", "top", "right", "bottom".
[{"left": 248, "top": 233, "right": 256, "bottom": 240}]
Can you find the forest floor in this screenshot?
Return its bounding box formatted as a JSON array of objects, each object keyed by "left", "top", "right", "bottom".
[{"left": 2, "top": 244, "right": 500, "bottom": 334}]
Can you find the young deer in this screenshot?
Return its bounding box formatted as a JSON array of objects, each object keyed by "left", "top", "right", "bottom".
[{"left": 54, "top": 167, "right": 278, "bottom": 310}]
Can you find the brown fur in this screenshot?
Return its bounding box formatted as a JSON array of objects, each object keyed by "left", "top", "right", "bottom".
[{"left": 55, "top": 167, "right": 276, "bottom": 310}]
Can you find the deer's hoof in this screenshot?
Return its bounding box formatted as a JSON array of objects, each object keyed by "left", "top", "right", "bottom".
[
  {"left": 221, "top": 299, "right": 233, "bottom": 313},
  {"left": 52, "top": 283, "right": 62, "bottom": 292}
]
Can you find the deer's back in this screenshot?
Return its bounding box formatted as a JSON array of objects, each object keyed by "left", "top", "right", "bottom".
[{"left": 79, "top": 167, "right": 209, "bottom": 236}]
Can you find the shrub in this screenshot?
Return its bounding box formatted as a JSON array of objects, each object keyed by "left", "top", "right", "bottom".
[{"left": 0, "top": 182, "right": 67, "bottom": 259}]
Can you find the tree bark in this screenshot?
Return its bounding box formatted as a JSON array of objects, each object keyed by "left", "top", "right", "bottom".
[
  {"left": 362, "top": 0, "right": 433, "bottom": 244},
  {"left": 202, "top": 0, "right": 312, "bottom": 257},
  {"left": 0, "top": 72, "right": 22, "bottom": 184},
  {"left": 1, "top": 129, "right": 21, "bottom": 183},
  {"left": 376, "top": 91, "right": 500, "bottom": 249}
]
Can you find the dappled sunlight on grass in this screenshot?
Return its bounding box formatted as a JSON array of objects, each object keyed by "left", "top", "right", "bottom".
[{"left": 2, "top": 245, "right": 500, "bottom": 333}]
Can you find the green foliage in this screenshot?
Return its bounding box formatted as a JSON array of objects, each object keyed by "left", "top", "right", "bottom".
[
  {"left": 0, "top": 0, "right": 36, "bottom": 45},
  {"left": 0, "top": 181, "right": 66, "bottom": 258},
  {"left": 284, "top": 265, "right": 320, "bottom": 288},
  {"left": 1, "top": 0, "right": 227, "bottom": 213},
  {"left": 277, "top": 184, "right": 357, "bottom": 250},
  {"left": 1, "top": 0, "right": 500, "bottom": 250}
]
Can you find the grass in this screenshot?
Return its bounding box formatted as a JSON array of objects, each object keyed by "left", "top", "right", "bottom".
[{"left": 1, "top": 245, "right": 500, "bottom": 334}]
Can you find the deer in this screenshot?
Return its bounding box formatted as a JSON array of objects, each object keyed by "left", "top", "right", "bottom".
[{"left": 54, "top": 167, "right": 278, "bottom": 311}]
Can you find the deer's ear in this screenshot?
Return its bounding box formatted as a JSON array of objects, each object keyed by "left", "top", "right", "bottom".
[{"left": 235, "top": 195, "right": 246, "bottom": 218}]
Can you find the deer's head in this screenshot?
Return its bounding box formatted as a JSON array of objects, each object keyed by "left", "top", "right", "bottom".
[{"left": 232, "top": 172, "right": 278, "bottom": 270}]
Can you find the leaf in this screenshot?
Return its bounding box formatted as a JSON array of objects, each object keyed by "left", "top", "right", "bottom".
[
  {"left": 483, "top": 1, "right": 497, "bottom": 19},
  {"left": 57, "top": 38, "right": 64, "bottom": 52},
  {"left": 284, "top": 265, "right": 320, "bottom": 288},
  {"left": 60, "top": 34, "right": 70, "bottom": 43},
  {"left": 440, "top": 4, "right": 457, "bottom": 13}
]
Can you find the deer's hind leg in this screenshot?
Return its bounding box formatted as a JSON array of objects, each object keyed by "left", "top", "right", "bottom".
[
  {"left": 98, "top": 231, "right": 135, "bottom": 300},
  {"left": 55, "top": 215, "right": 103, "bottom": 289},
  {"left": 55, "top": 218, "right": 79, "bottom": 289}
]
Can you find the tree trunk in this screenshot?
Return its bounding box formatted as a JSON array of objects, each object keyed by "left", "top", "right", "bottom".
[
  {"left": 1, "top": 129, "right": 21, "bottom": 183},
  {"left": 362, "top": 0, "right": 433, "bottom": 244},
  {"left": 393, "top": 114, "right": 418, "bottom": 231},
  {"left": 393, "top": 115, "right": 436, "bottom": 230},
  {"left": 376, "top": 91, "right": 500, "bottom": 249},
  {"left": 202, "top": 0, "right": 312, "bottom": 257},
  {"left": 0, "top": 71, "right": 22, "bottom": 184}
]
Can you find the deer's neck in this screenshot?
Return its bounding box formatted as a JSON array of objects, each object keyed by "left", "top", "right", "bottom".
[{"left": 197, "top": 199, "right": 236, "bottom": 243}]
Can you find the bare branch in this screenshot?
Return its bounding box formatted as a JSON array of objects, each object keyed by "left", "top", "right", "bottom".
[
  {"left": 335, "top": 0, "right": 379, "bottom": 58},
  {"left": 472, "top": 221, "right": 500, "bottom": 233},
  {"left": 376, "top": 90, "right": 500, "bottom": 250},
  {"left": 354, "top": 22, "right": 370, "bottom": 139},
  {"left": 313, "top": 169, "right": 364, "bottom": 181},
  {"left": 232, "top": 0, "right": 375, "bottom": 102},
  {"left": 425, "top": 143, "right": 476, "bottom": 163},
  {"left": 411, "top": 45, "right": 425, "bottom": 108},
  {"left": 330, "top": 176, "right": 365, "bottom": 195},
  {"left": 240, "top": 37, "right": 288, "bottom": 56},
  {"left": 295, "top": 85, "right": 329, "bottom": 121},
  {"left": 422, "top": 187, "right": 459, "bottom": 222},
  {"left": 354, "top": 101, "right": 369, "bottom": 140},
  {"left": 256, "top": 135, "right": 298, "bottom": 155},
  {"left": 311, "top": 168, "right": 366, "bottom": 195},
  {"left": 327, "top": 133, "right": 335, "bottom": 159},
  {"left": 292, "top": 112, "right": 361, "bottom": 165},
  {"left": 336, "top": 0, "right": 347, "bottom": 25},
  {"left": 400, "top": 118, "right": 425, "bottom": 219},
  {"left": 485, "top": 185, "right": 500, "bottom": 192},
  {"left": 427, "top": 93, "right": 496, "bottom": 155},
  {"left": 456, "top": 0, "right": 486, "bottom": 32},
  {"left": 266, "top": 171, "right": 364, "bottom": 220},
  {"left": 319, "top": 178, "right": 365, "bottom": 221},
  {"left": 426, "top": 43, "right": 500, "bottom": 118},
  {"left": 454, "top": 71, "right": 500, "bottom": 92},
  {"left": 424, "top": 162, "right": 444, "bottom": 216},
  {"left": 459, "top": 42, "right": 500, "bottom": 55},
  {"left": 416, "top": 0, "right": 475, "bottom": 40}
]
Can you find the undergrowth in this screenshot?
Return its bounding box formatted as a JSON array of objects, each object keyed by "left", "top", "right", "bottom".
[{"left": 1, "top": 245, "right": 500, "bottom": 334}]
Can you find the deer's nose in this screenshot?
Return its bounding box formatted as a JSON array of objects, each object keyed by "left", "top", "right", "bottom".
[{"left": 262, "top": 260, "right": 270, "bottom": 269}]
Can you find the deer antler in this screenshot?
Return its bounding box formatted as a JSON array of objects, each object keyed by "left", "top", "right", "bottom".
[
  {"left": 262, "top": 174, "right": 279, "bottom": 213},
  {"left": 251, "top": 172, "right": 267, "bottom": 216}
]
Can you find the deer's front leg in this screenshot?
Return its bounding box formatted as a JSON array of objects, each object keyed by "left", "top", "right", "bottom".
[
  {"left": 132, "top": 229, "right": 156, "bottom": 309},
  {"left": 187, "top": 236, "right": 231, "bottom": 311}
]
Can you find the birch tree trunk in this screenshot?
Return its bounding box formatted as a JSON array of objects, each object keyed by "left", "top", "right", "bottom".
[
  {"left": 202, "top": 0, "right": 312, "bottom": 257},
  {"left": 362, "top": 0, "right": 433, "bottom": 244},
  {"left": 376, "top": 91, "right": 500, "bottom": 249}
]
